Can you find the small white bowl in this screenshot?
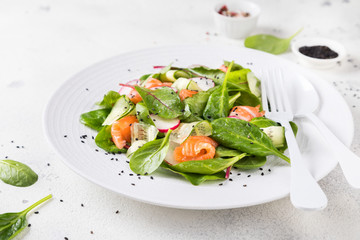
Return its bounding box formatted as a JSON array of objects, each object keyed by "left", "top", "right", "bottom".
[
  {"left": 213, "top": 1, "right": 260, "bottom": 39},
  {"left": 291, "top": 38, "right": 346, "bottom": 69}
]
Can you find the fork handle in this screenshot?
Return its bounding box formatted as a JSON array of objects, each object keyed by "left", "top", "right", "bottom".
[
  {"left": 280, "top": 120, "right": 328, "bottom": 210},
  {"left": 305, "top": 113, "right": 360, "bottom": 188}
]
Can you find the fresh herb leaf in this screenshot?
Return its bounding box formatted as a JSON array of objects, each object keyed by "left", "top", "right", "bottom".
[
  {"left": 0, "top": 194, "right": 52, "bottom": 240},
  {"left": 166, "top": 154, "right": 246, "bottom": 175},
  {"left": 233, "top": 155, "right": 267, "bottom": 169},
  {"left": 161, "top": 163, "right": 226, "bottom": 185},
  {"left": 130, "top": 130, "right": 172, "bottom": 175},
  {"left": 97, "top": 91, "right": 121, "bottom": 108},
  {"left": 211, "top": 118, "right": 290, "bottom": 163},
  {"left": 188, "top": 66, "right": 225, "bottom": 86},
  {"left": 203, "top": 62, "right": 234, "bottom": 120},
  {"left": 135, "top": 102, "right": 155, "bottom": 126},
  {"left": 223, "top": 61, "right": 243, "bottom": 71},
  {"left": 227, "top": 69, "right": 251, "bottom": 91},
  {"left": 95, "top": 126, "right": 127, "bottom": 153},
  {"left": 135, "top": 86, "right": 184, "bottom": 119},
  {"left": 250, "top": 117, "right": 278, "bottom": 128},
  {"left": 0, "top": 160, "right": 38, "bottom": 187},
  {"left": 244, "top": 28, "right": 303, "bottom": 55},
  {"left": 234, "top": 90, "right": 261, "bottom": 107},
  {"left": 80, "top": 108, "right": 111, "bottom": 131}
]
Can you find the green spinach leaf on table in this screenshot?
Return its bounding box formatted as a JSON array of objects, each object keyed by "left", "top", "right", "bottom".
[
  {"left": 95, "top": 125, "right": 127, "bottom": 153},
  {"left": 161, "top": 163, "right": 226, "bottom": 185},
  {"left": 244, "top": 28, "right": 302, "bottom": 55},
  {"left": 97, "top": 90, "right": 121, "bottom": 108},
  {"left": 135, "top": 86, "right": 184, "bottom": 119},
  {"left": 211, "top": 118, "right": 290, "bottom": 163},
  {"left": 80, "top": 108, "right": 111, "bottom": 131},
  {"left": 0, "top": 194, "right": 52, "bottom": 240},
  {"left": 0, "top": 160, "right": 38, "bottom": 187},
  {"left": 130, "top": 130, "right": 172, "bottom": 175}
]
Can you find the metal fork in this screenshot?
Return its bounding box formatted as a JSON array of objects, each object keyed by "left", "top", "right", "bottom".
[{"left": 261, "top": 69, "right": 328, "bottom": 210}]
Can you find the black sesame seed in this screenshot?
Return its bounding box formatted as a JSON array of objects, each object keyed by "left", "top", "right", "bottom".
[
  {"left": 47, "top": 163, "right": 50, "bottom": 166},
  {"left": 95, "top": 149, "right": 99, "bottom": 152},
  {"left": 150, "top": 176, "right": 154, "bottom": 180},
  {"left": 129, "top": 173, "right": 133, "bottom": 176},
  {"left": 116, "top": 210, "right": 119, "bottom": 214},
  {"left": 237, "top": 173, "right": 241, "bottom": 176},
  {"left": 268, "top": 169, "right": 271, "bottom": 172},
  {"left": 81, "top": 204, "right": 84, "bottom": 207},
  {"left": 60, "top": 199, "right": 63, "bottom": 202},
  {"left": 28, "top": 224, "right": 31, "bottom": 227},
  {"left": 229, "top": 178, "right": 233, "bottom": 181},
  {"left": 64, "top": 135, "right": 67, "bottom": 138},
  {"left": 247, "top": 175, "right": 251, "bottom": 177},
  {"left": 261, "top": 172, "right": 264, "bottom": 176},
  {"left": 90, "top": 231, "right": 94, "bottom": 234},
  {"left": 34, "top": 211, "right": 39, "bottom": 214},
  {"left": 219, "top": 183, "right": 223, "bottom": 186},
  {"left": 86, "top": 88, "right": 89, "bottom": 91},
  {"left": 65, "top": 237, "right": 69, "bottom": 240},
  {"left": 131, "top": 183, "right": 135, "bottom": 186},
  {"left": 81, "top": 140, "right": 85, "bottom": 143},
  {"left": 259, "top": 168, "right": 263, "bottom": 170},
  {"left": 243, "top": 184, "right": 247, "bottom": 187}
]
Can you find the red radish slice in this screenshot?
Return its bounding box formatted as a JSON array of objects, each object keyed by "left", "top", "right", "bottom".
[
  {"left": 118, "top": 79, "right": 140, "bottom": 95},
  {"left": 153, "top": 66, "right": 166, "bottom": 69},
  {"left": 149, "top": 86, "right": 178, "bottom": 93},
  {"left": 150, "top": 114, "right": 180, "bottom": 133},
  {"left": 190, "top": 77, "right": 215, "bottom": 91}
]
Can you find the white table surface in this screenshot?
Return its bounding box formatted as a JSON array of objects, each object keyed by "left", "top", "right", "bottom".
[{"left": 1, "top": 0, "right": 360, "bottom": 239}]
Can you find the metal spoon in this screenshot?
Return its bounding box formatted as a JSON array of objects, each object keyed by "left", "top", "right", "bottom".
[{"left": 291, "top": 75, "right": 360, "bottom": 188}]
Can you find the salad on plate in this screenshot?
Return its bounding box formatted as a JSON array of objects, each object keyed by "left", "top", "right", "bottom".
[{"left": 80, "top": 61, "right": 297, "bottom": 185}]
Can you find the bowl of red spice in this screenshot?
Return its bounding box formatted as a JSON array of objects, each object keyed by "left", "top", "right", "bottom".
[
  {"left": 291, "top": 38, "right": 346, "bottom": 69},
  {"left": 214, "top": 1, "right": 260, "bottom": 39}
]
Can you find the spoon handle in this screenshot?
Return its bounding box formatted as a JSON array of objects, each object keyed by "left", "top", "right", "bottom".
[
  {"left": 305, "top": 113, "right": 360, "bottom": 188},
  {"left": 280, "top": 120, "right": 328, "bottom": 210}
]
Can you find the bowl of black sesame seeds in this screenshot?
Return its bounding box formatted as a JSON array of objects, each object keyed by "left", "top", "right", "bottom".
[{"left": 291, "top": 37, "right": 346, "bottom": 69}]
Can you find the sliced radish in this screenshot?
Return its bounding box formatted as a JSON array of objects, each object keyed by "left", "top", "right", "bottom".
[
  {"left": 153, "top": 65, "right": 166, "bottom": 69},
  {"left": 190, "top": 77, "right": 215, "bottom": 91},
  {"left": 150, "top": 114, "right": 180, "bottom": 133},
  {"left": 119, "top": 79, "right": 140, "bottom": 95}
]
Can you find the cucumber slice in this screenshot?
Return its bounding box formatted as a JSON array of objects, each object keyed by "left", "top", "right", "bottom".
[
  {"left": 126, "top": 140, "right": 147, "bottom": 158},
  {"left": 131, "top": 122, "right": 159, "bottom": 143},
  {"left": 102, "top": 96, "right": 134, "bottom": 126},
  {"left": 165, "top": 70, "right": 177, "bottom": 82},
  {"left": 261, "top": 126, "right": 285, "bottom": 148},
  {"left": 174, "top": 70, "right": 191, "bottom": 79},
  {"left": 247, "top": 72, "right": 261, "bottom": 98},
  {"left": 170, "top": 120, "right": 212, "bottom": 144},
  {"left": 172, "top": 78, "right": 200, "bottom": 91}
]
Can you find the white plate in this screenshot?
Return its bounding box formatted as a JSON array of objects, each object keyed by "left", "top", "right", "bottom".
[{"left": 43, "top": 45, "right": 354, "bottom": 210}]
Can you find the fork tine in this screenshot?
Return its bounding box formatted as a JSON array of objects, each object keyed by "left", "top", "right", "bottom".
[
  {"left": 264, "top": 71, "right": 278, "bottom": 113},
  {"left": 272, "top": 70, "right": 285, "bottom": 113},
  {"left": 277, "top": 70, "right": 293, "bottom": 115},
  {"left": 261, "top": 71, "right": 269, "bottom": 113}
]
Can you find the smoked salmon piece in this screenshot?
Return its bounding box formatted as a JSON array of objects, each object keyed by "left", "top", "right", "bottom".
[
  {"left": 179, "top": 89, "right": 198, "bottom": 101},
  {"left": 173, "top": 136, "right": 218, "bottom": 162},
  {"left": 128, "top": 89, "right": 142, "bottom": 104},
  {"left": 219, "top": 65, "right": 228, "bottom": 73},
  {"left": 111, "top": 115, "right": 139, "bottom": 149},
  {"left": 126, "top": 78, "right": 173, "bottom": 103},
  {"left": 229, "top": 105, "right": 265, "bottom": 121}
]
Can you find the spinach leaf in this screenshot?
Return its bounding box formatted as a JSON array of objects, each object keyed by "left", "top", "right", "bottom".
[
  {"left": 211, "top": 118, "right": 290, "bottom": 163},
  {"left": 234, "top": 90, "right": 261, "bottom": 107},
  {"left": 183, "top": 89, "right": 213, "bottom": 118},
  {"left": 244, "top": 28, "right": 302, "bottom": 55},
  {"left": 130, "top": 130, "right": 172, "bottom": 175},
  {"left": 167, "top": 154, "right": 246, "bottom": 175},
  {"left": 203, "top": 62, "right": 233, "bottom": 120},
  {"left": 135, "top": 86, "right": 184, "bottom": 119},
  {"left": 223, "top": 61, "right": 243, "bottom": 71},
  {"left": 161, "top": 163, "right": 225, "bottom": 185},
  {"left": 95, "top": 126, "right": 127, "bottom": 153},
  {"left": 227, "top": 69, "right": 251, "bottom": 91},
  {"left": 80, "top": 108, "right": 111, "bottom": 131},
  {"left": 215, "top": 145, "right": 244, "bottom": 158},
  {"left": 0, "top": 160, "right": 38, "bottom": 187},
  {"left": 97, "top": 91, "right": 121, "bottom": 108},
  {"left": 229, "top": 92, "right": 241, "bottom": 108},
  {"left": 188, "top": 66, "right": 225, "bottom": 86},
  {"left": 233, "top": 155, "right": 267, "bottom": 169},
  {"left": 135, "top": 102, "right": 155, "bottom": 126},
  {"left": 250, "top": 117, "right": 278, "bottom": 128},
  {"left": 0, "top": 194, "right": 52, "bottom": 240}
]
